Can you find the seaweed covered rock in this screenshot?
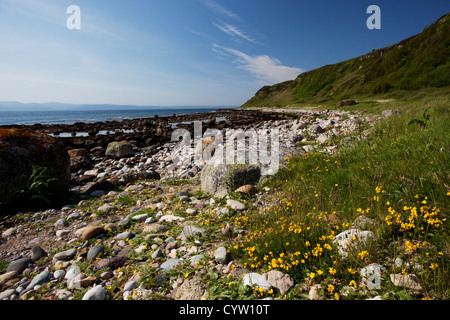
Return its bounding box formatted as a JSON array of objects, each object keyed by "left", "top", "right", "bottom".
[{"left": 0, "top": 128, "right": 70, "bottom": 200}]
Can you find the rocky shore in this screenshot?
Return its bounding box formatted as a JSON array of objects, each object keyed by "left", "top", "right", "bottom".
[{"left": 0, "top": 107, "right": 381, "bottom": 300}]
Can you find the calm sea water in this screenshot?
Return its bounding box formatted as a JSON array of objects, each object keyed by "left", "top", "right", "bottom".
[{"left": 0, "top": 107, "right": 226, "bottom": 126}]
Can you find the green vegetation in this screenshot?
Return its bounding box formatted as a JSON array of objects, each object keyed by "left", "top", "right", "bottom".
[
  {"left": 230, "top": 93, "right": 449, "bottom": 299},
  {"left": 242, "top": 13, "right": 450, "bottom": 108},
  {"left": 0, "top": 166, "right": 70, "bottom": 214}
]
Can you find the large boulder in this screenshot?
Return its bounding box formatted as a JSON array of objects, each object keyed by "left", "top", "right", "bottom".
[
  {"left": 0, "top": 128, "right": 70, "bottom": 198},
  {"left": 105, "top": 141, "right": 135, "bottom": 159},
  {"left": 200, "top": 164, "right": 261, "bottom": 198}
]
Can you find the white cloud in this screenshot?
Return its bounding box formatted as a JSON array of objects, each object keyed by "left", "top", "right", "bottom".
[
  {"left": 213, "top": 45, "right": 303, "bottom": 84},
  {"left": 213, "top": 22, "right": 257, "bottom": 44},
  {"left": 198, "top": 0, "right": 241, "bottom": 20}
]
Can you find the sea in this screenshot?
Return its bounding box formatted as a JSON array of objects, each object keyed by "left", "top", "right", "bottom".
[{"left": 0, "top": 106, "right": 230, "bottom": 126}]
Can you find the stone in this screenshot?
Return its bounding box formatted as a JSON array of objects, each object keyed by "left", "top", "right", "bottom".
[
  {"left": 0, "top": 128, "right": 70, "bottom": 201},
  {"left": 81, "top": 226, "right": 104, "bottom": 240},
  {"left": 332, "top": 229, "right": 376, "bottom": 257},
  {"left": 309, "top": 124, "right": 325, "bottom": 134},
  {"left": 351, "top": 215, "right": 376, "bottom": 230},
  {"left": 0, "top": 271, "right": 19, "bottom": 289},
  {"left": 90, "top": 190, "right": 105, "bottom": 198},
  {"left": 54, "top": 248, "right": 77, "bottom": 261},
  {"left": 87, "top": 245, "right": 105, "bottom": 260},
  {"left": 116, "top": 231, "right": 134, "bottom": 240},
  {"left": 190, "top": 254, "right": 206, "bottom": 267},
  {"left": 25, "top": 269, "right": 51, "bottom": 290},
  {"left": 309, "top": 284, "right": 324, "bottom": 300},
  {"left": 1, "top": 227, "right": 16, "bottom": 238},
  {"left": 243, "top": 273, "right": 272, "bottom": 290},
  {"left": 263, "top": 270, "right": 294, "bottom": 295},
  {"left": 0, "top": 289, "right": 16, "bottom": 300},
  {"left": 179, "top": 225, "right": 206, "bottom": 240},
  {"left": 54, "top": 218, "right": 66, "bottom": 226},
  {"left": 173, "top": 276, "right": 206, "bottom": 300},
  {"left": 214, "top": 247, "right": 228, "bottom": 264},
  {"left": 93, "top": 256, "right": 127, "bottom": 271},
  {"left": 360, "top": 263, "right": 385, "bottom": 287},
  {"left": 98, "top": 204, "right": 115, "bottom": 214},
  {"left": 226, "top": 199, "right": 246, "bottom": 211},
  {"left": 132, "top": 213, "right": 149, "bottom": 221},
  {"left": 56, "top": 230, "right": 70, "bottom": 237},
  {"left": 186, "top": 208, "right": 197, "bottom": 215},
  {"left": 151, "top": 248, "right": 163, "bottom": 259},
  {"left": 200, "top": 164, "right": 261, "bottom": 198},
  {"left": 5, "top": 258, "right": 32, "bottom": 274},
  {"left": 160, "top": 259, "right": 182, "bottom": 271},
  {"left": 105, "top": 141, "right": 135, "bottom": 159},
  {"left": 390, "top": 274, "right": 423, "bottom": 291},
  {"left": 55, "top": 289, "right": 72, "bottom": 300},
  {"left": 235, "top": 184, "right": 257, "bottom": 195},
  {"left": 143, "top": 223, "right": 167, "bottom": 233},
  {"left": 124, "top": 281, "right": 138, "bottom": 292},
  {"left": 53, "top": 270, "right": 66, "bottom": 282},
  {"left": 31, "top": 246, "right": 47, "bottom": 261},
  {"left": 159, "top": 215, "right": 185, "bottom": 222},
  {"left": 82, "top": 285, "right": 106, "bottom": 300}
]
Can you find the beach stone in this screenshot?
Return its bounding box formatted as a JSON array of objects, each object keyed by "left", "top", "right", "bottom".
[
  {"left": 214, "top": 246, "right": 228, "bottom": 264},
  {"left": 56, "top": 230, "right": 70, "bottom": 237},
  {"left": 1, "top": 227, "right": 16, "bottom": 238},
  {"left": 64, "top": 265, "right": 81, "bottom": 282},
  {"left": 87, "top": 245, "right": 104, "bottom": 260},
  {"left": 390, "top": 274, "right": 423, "bottom": 291},
  {"left": 179, "top": 225, "right": 206, "bottom": 240},
  {"left": 5, "top": 258, "right": 32, "bottom": 274},
  {"left": 226, "top": 199, "right": 246, "bottom": 211},
  {"left": 116, "top": 231, "right": 133, "bottom": 240},
  {"left": 93, "top": 256, "right": 127, "bottom": 271},
  {"left": 263, "top": 270, "right": 294, "bottom": 295},
  {"left": 132, "top": 213, "right": 149, "bottom": 221},
  {"left": 309, "top": 284, "right": 324, "bottom": 300},
  {"left": 200, "top": 164, "right": 261, "bottom": 198},
  {"left": 55, "top": 289, "right": 72, "bottom": 300},
  {"left": 173, "top": 276, "right": 206, "bottom": 300},
  {"left": 143, "top": 223, "right": 167, "bottom": 234},
  {"left": 53, "top": 270, "right": 66, "bottom": 282},
  {"left": 105, "top": 141, "right": 135, "bottom": 159},
  {"left": 82, "top": 285, "right": 105, "bottom": 300},
  {"left": 159, "top": 215, "right": 185, "bottom": 222},
  {"left": 25, "top": 269, "right": 51, "bottom": 290},
  {"left": 235, "top": 184, "right": 257, "bottom": 195},
  {"left": 31, "top": 246, "right": 47, "bottom": 261},
  {"left": 81, "top": 226, "right": 104, "bottom": 240},
  {"left": 190, "top": 254, "right": 206, "bottom": 267},
  {"left": 54, "top": 248, "right": 76, "bottom": 261},
  {"left": 54, "top": 218, "right": 66, "bottom": 226},
  {"left": 151, "top": 248, "right": 163, "bottom": 259},
  {"left": 98, "top": 204, "right": 115, "bottom": 214},
  {"left": 243, "top": 273, "right": 272, "bottom": 290},
  {"left": 332, "top": 229, "right": 376, "bottom": 257},
  {"left": 0, "top": 271, "right": 19, "bottom": 289},
  {"left": 0, "top": 289, "right": 16, "bottom": 300},
  {"left": 90, "top": 190, "right": 105, "bottom": 198},
  {"left": 186, "top": 208, "right": 197, "bottom": 215},
  {"left": 160, "top": 259, "right": 182, "bottom": 271}
]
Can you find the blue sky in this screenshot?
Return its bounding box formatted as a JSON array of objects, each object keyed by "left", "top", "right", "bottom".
[{"left": 0, "top": 0, "right": 448, "bottom": 106}]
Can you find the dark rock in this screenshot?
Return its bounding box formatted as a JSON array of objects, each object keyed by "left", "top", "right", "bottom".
[
  {"left": 93, "top": 256, "right": 127, "bottom": 271},
  {"left": 31, "top": 246, "right": 47, "bottom": 261},
  {"left": 5, "top": 257, "right": 33, "bottom": 274}
]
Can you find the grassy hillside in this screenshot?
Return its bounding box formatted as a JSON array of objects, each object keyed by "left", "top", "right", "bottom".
[
  {"left": 232, "top": 92, "right": 449, "bottom": 299},
  {"left": 242, "top": 13, "right": 450, "bottom": 108}
]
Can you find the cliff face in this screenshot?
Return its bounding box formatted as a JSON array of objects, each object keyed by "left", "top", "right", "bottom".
[{"left": 242, "top": 13, "right": 450, "bottom": 108}]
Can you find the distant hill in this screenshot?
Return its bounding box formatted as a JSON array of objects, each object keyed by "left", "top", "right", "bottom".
[{"left": 242, "top": 12, "right": 450, "bottom": 108}]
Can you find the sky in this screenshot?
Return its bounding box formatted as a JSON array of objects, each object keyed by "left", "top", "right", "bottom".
[{"left": 0, "top": 0, "right": 448, "bottom": 107}]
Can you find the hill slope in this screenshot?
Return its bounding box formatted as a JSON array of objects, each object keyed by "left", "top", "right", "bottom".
[{"left": 242, "top": 13, "right": 450, "bottom": 108}]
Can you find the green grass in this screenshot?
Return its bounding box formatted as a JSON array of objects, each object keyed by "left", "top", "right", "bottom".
[
  {"left": 230, "top": 93, "right": 449, "bottom": 299},
  {"left": 241, "top": 13, "right": 450, "bottom": 109}
]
